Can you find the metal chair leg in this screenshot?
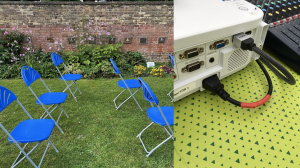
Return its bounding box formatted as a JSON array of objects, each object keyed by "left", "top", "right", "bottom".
[
  {"left": 12, "top": 142, "right": 41, "bottom": 168},
  {"left": 136, "top": 122, "right": 173, "bottom": 157},
  {"left": 127, "top": 88, "right": 143, "bottom": 111},
  {"left": 74, "top": 81, "right": 82, "bottom": 94},
  {"left": 113, "top": 89, "right": 127, "bottom": 109},
  {"left": 146, "top": 135, "right": 173, "bottom": 157},
  {"left": 62, "top": 80, "right": 77, "bottom": 102},
  {"left": 11, "top": 139, "right": 58, "bottom": 168},
  {"left": 167, "top": 89, "right": 174, "bottom": 102},
  {"left": 38, "top": 142, "right": 50, "bottom": 167},
  {"left": 58, "top": 104, "right": 69, "bottom": 118},
  {"left": 113, "top": 88, "right": 142, "bottom": 111},
  {"left": 41, "top": 106, "right": 64, "bottom": 134},
  {"left": 47, "top": 139, "right": 59, "bottom": 153}
]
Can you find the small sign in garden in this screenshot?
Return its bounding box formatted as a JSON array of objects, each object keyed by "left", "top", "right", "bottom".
[{"left": 124, "top": 37, "right": 132, "bottom": 44}]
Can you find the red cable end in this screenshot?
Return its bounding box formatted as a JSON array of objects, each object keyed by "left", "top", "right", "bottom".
[{"left": 241, "top": 94, "right": 271, "bottom": 108}]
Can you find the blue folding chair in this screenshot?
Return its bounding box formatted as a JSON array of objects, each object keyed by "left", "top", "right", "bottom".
[
  {"left": 21, "top": 66, "right": 69, "bottom": 134},
  {"left": 110, "top": 58, "right": 143, "bottom": 111},
  {"left": 0, "top": 86, "right": 58, "bottom": 168},
  {"left": 167, "top": 54, "right": 174, "bottom": 102},
  {"left": 136, "top": 77, "right": 174, "bottom": 157},
  {"left": 51, "top": 52, "right": 82, "bottom": 102}
]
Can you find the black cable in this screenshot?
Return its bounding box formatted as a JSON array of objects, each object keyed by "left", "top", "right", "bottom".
[
  {"left": 255, "top": 59, "right": 273, "bottom": 95},
  {"left": 227, "top": 97, "right": 240, "bottom": 106},
  {"left": 251, "top": 46, "right": 296, "bottom": 85},
  {"left": 203, "top": 58, "right": 273, "bottom": 108},
  {"left": 204, "top": 33, "right": 295, "bottom": 108},
  {"left": 225, "top": 59, "right": 273, "bottom": 107}
]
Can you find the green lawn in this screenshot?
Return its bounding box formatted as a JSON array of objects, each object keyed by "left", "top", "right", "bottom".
[{"left": 0, "top": 76, "right": 173, "bottom": 168}]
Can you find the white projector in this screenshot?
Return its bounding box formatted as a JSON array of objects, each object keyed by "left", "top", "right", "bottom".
[{"left": 174, "top": 0, "right": 269, "bottom": 102}]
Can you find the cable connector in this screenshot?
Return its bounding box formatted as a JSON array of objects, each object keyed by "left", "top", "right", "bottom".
[
  {"left": 202, "top": 74, "right": 230, "bottom": 101},
  {"left": 232, "top": 33, "right": 256, "bottom": 51}
]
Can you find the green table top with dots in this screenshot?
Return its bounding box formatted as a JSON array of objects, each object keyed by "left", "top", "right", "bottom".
[{"left": 174, "top": 47, "right": 300, "bottom": 168}]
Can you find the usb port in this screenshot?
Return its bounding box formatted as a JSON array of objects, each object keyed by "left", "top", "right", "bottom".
[{"left": 245, "top": 31, "right": 252, "bottom": 35}]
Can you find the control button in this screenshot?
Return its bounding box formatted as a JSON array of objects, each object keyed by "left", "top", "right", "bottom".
[
  {"left": 273, "top": 22, "right": 277, "bottom": 27},
  {"left": 298, "top": 14, "right": 300, "bottom": 18},
  {"left": 286, "top": 17, "right": 290, "bottom": 23},
  {"left": 292, "top": 15, "right": 296, "bottom": 21},
  {"left": 280, "top": 19, "right": 284, "bottom": 25}
]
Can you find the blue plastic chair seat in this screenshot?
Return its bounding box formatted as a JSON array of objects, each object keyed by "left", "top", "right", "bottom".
[
  {"left": 36, "top": 92, "right": 68, "bottom": 105},
  {"left": 147, "top": 106, "right": 174, "bottom": 126},
  {"left": 8, "top": 119, "right": 55, "bottom": 143},
  {"left": 60, "top": 74, "right": 82, "bottom": 81},
  {"left": 118, "top": 79, "right": 141, "bottom": 89}
]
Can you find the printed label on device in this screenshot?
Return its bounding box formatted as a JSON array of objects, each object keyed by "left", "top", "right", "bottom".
[
  {"left": 185, "top": 58, "right": 200, "bottom": 65},
  {"left": 174, "top": 82, "right": 197, "bottom": 99}
]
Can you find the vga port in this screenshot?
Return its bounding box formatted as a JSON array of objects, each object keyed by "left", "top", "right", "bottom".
[
  {"left": 210, "top": 40, "right": 229, "bottom": 50},
  {"left": 179, "top": 47, "right": 204, "bottom": 59},
  {"left": 181, "top": 61, "right": 203, "bottom": 72}
]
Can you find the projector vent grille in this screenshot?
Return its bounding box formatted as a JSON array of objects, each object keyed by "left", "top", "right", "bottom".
[{"left": 228, "top": 49, "right": 249, "bottom": 71}]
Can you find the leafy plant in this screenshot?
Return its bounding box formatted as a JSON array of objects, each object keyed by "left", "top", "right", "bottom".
[
  {"left": 150, "top": 66, "right": 164, "bottom": 78},
  {"left": 161, "top": 65, "right": 173, "bottom": 74},
  {"left": 123, "top": 51, "right": 146, "bottom": 67},
  {"left": 0, "top": 28, "right": 24, "bottom": 64},
  {"left": 134, "top": 65, "right": 147, "bottom": 77}
]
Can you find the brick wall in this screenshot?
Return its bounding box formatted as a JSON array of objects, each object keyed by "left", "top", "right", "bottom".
[{"left": 0, "top": 2, "right": 174, "bottom": 62}]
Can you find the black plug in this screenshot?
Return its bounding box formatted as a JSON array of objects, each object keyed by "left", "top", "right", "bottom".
[
  {"left": 233, "top": 33, "right": 256, "bottom": 51},
  {"left": 202, "top": 74, "right": 230, "bottom": 101}
]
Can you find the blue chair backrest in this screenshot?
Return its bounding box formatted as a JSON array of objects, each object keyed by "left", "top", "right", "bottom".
[
  {"left": 0, "top": 86, "right": 17, "bottom": 112},
  {"left": 21, "top": 66, "right": 41, "bottom": 87},
  {"left": 169, "top": 54, "right": 174, "bottom": 68},
  {"left": 110, "top": 58, "right": 121, "bottom": 74},
  {"left": 51, "top": 52, "right": 64, "bottom": 67},
  {"left": 138, "top": 77, "right": 159, "bottom": 105}
]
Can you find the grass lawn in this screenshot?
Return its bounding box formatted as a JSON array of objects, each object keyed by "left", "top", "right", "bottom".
[{"left": 0, "top": 76, "right": 173, "bottom": 168}]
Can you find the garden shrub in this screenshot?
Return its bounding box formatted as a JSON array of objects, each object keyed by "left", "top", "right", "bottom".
[
  {"left": 0, "top": 28, "right": 172, "bottom": 79},
  {"left": 0, "top": 29, "right": 24, "bottom": 65}
]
